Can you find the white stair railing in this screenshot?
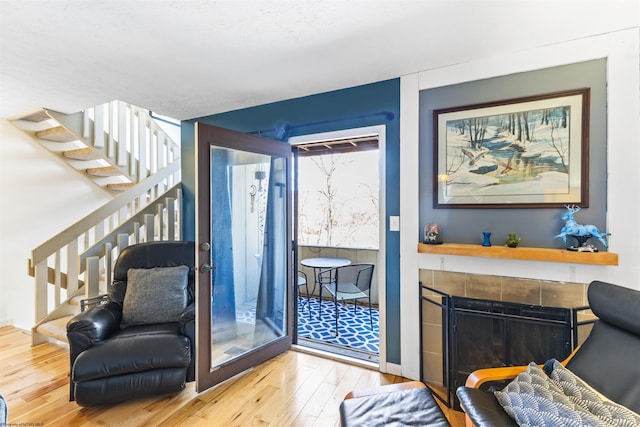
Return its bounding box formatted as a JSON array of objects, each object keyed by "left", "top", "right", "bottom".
[
  {"left": 30, "top": 166, "right": 182, "bottom": 345},
  {"left": 82, "top": 101, "right": 181, "bottom": 184},
  {"left": 28, "top": 101, "right": 183, "bottom": 345},
  {"left": 48, "top": 101, "right": 181, "bottom": 188}
]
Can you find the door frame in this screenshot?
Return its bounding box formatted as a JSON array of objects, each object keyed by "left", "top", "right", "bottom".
[
  {"left": 194, "top": 123, "right": 293, "bottom": 392},
  {"left": 289, "top": 124, "right": 387, "bottom": 370}
]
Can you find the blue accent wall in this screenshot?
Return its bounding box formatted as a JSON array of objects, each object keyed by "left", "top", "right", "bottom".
[{"left": 181, "top": 79, "right": 402, "bottom": 364}]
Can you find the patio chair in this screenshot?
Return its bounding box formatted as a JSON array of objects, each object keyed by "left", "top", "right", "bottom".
[
  {"left": 319, "top": 263, "right": 374, "bottom": 335},
  {"left": 298, "top": 270, "right": 311, "bottom": 318}
]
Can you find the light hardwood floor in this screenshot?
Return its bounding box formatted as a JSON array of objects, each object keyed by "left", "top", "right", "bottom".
[{"left": 0, "top": 326, "right": 465, "bottom": 426}]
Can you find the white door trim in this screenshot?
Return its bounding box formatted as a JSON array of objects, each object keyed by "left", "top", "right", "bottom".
[{"left": 290, "top": 124, "right": 387, "bottom": 371}]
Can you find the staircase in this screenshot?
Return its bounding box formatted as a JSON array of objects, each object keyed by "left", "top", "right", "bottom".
[{"left": 10, "top": 101, "right": 182, "bottom": 346}]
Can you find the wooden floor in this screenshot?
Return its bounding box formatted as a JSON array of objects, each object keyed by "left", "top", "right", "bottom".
[{"left": 0, "top": 326, "right": 465, "bottom": 426}]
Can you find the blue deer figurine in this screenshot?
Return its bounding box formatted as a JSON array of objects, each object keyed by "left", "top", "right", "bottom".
[{"left": 555, "top": 205, "right": 610, "bottom": 249}]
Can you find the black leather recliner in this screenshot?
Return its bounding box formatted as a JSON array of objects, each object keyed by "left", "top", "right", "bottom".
[
  {"left": 457, "top": 280, "right": 640, "bottom": 426},
  {"left": 66, "top": 241, "right": 196, "bottom": 406}
]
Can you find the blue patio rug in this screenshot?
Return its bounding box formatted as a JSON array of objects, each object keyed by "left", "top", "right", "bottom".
[
  {"left": 297, "top": 297, "right": 379, "bottom": 354},
  {"left": 236, "top": 297, "right": 380, "bottom": 356}
]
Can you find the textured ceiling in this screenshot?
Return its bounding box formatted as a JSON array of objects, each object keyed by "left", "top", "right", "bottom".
[{"left": 0, "top": 0, "right": 637, "bottom": 120}]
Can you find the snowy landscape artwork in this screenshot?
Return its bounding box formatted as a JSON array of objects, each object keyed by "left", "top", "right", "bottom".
[{"left": 434, "top": 89, "right": 589, "bottom": 208}]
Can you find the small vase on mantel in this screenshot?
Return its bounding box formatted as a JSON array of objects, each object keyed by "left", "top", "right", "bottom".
[
  {"left": 481, "top": 232, "right": 492, "bottom": 247},
  {"left": 505, "top": 233, "right": 521, "bottom": 248}
]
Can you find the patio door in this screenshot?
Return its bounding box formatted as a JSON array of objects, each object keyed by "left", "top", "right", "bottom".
[{"left": 195, "top": 123, "right": 292, "bottom": 392}]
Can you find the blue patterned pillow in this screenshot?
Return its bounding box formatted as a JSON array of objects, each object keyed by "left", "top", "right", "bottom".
[
  {"left": 547, "top": 360, "right": 640, "bottom": 427},
  {"left": 494, "top": 363, "right": 614, "bottom": 426}
]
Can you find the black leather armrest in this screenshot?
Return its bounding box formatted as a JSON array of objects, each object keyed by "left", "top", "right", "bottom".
[
  {"left": 179, "top": 303, "right": 195, "bottom": 340},
  {"left": 67, "top": 301, "right": 122, "bottom": 356},
  {"left": 179, "top": 303, "right": 195, "bottom": 328},
  {"left": 456, "top": 387, "right": 517, "bottom": 427},
  {"left": 66, "top": 301, "right": 122, "bottom": 401},
  {"left": 179, "top": 303, "right": 196, "bottom": 382}
]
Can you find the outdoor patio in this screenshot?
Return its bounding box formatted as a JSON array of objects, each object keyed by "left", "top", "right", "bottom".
[
  {"left": 236, "top": 296, "right": 380, "bottom": 362},
  {"left": 296, "top": 296, "right": 379, "bottom": 361}
]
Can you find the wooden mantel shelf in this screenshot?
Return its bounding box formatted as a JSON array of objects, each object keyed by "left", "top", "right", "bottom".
[{"left": 417, "top": 242, "right": 618, "bottom": 266}]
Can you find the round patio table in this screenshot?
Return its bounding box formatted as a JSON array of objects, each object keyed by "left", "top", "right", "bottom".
[
  {"left": 300, "top": 257, "right": 351, "bottom": 270},
  {"left": 300, "top": 257, "right": 351, "bottom": 318}
]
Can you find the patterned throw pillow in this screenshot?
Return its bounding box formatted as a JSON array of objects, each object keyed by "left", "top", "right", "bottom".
[
  {"left": 547, "top": 360, "right": 640, "bottom": 427},
  {"left": 122, "top": 265, "right": 189, "bottom": 326},
  {"left": 494, "top": 362, "right": 615, "bottom": 426}
]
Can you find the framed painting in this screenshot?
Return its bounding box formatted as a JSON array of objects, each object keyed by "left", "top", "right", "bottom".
[{"left": 433, "top": 88, "right": 590, "bottom": 208}]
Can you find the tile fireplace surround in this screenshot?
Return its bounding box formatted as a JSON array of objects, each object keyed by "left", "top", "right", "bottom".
[
  {"left": 419, "top": 269, "right": 596, "bottom": 407},
  {"left": 419, "top": 269, "right": 591, "bottom": 308}
]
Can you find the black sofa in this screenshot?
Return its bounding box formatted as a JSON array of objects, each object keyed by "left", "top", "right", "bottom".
[
  {"left": 457, "top": 280, "right": 640, "bottom": 426},
  {"left": 66, "top": 241, "right": 196, "bottom": 406}
]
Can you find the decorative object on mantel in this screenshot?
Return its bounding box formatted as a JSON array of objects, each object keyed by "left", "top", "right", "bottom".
[
  {"left": 424, "top": 224, "right": 443, "bottom": 244},
  {"left": 481, "top": 231, "right": 492, "bottom": 247},
  {"left": 555, "top": 205, "right": 610, "bottom": 252},
  {"left": 505, "top": 233, "right": 521, "bottom": 248},
  {"left": 417, "top": 242, "right": 619, "bottom": 266}
]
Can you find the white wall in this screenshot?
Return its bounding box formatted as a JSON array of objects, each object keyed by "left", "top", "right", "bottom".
[
  {"left": 400, "top": 28, "right": 640, "bottom": 380},
  {"left": 0, "top": 119, "right": 111, "bottom": 330}
]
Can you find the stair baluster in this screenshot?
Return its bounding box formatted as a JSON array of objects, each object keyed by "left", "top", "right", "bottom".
[{"left": 10, "top": 101, "right": 182, "bottom": 346}]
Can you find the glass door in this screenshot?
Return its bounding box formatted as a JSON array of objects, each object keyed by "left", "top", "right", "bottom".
[{"left": 195, "top": 123, "right": 292, "bottom": 392}]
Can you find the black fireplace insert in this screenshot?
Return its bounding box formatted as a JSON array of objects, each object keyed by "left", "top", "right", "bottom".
[{"left": 419, "top": 283, "right": 593, "bottom": 410}]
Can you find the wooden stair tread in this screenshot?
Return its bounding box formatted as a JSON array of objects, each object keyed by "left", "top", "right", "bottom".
[
  {"left": 63, "top": 147, "right": 101, "bottom": 160},
  {"left": 36, "top": 126, "right": 78, "bottom": 142},
  {"left": 69, "top": 295, "right": 84, "bottom": 305},
  {"left": 18, "top": 110, "right": 51, "bottom": 122},
  {"left": 107, "top": 182, "right": 135, "bottom": 191},
  {"left": 86, "top": 166, "right": 122, "bottom": 177},
  {"left": 36, "top": 315, "right": 73, "bottom": 343}
]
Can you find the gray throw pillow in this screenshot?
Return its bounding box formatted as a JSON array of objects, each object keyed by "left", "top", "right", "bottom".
[{"left": 122, "top": 265, "right": 189, "bottom": 326}]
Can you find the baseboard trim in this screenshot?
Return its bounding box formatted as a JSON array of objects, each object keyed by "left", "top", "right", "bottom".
[
  {"left": 292, "top": 344, "right": 378, "bottom": 371},
  {"left": 0, "top": 320, "right": 14, "bottom": 328},
  {"left": 383, "top": 362, "right": 402, "bottom": 376}
]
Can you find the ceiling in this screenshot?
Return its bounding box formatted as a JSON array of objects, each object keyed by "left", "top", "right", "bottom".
[{"left": 0, "top": 1, "right": 637, "bottom": 121}]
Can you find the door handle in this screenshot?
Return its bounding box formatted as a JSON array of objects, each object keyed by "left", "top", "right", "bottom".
[{"left": 200, "top": 242, "right": 212, "bottom": 273}]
